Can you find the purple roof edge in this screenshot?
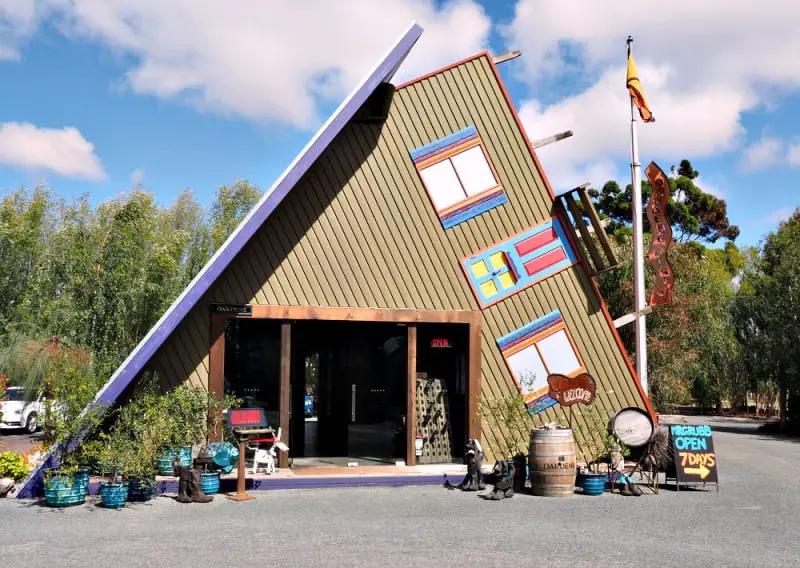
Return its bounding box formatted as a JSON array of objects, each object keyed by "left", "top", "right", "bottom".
[{"left": 18, "top": 22, "right": 423, "bottom": 498}]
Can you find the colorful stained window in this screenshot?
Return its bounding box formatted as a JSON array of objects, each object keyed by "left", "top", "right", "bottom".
[
  {"left": 496, "top": 310, "right": 585, "bottom": 415},
  {"left": 410, "top": 126, "right": 508, "bottom": 229},
  {"left": 463, "top": 218, "right": 578, "bottom": 308}
]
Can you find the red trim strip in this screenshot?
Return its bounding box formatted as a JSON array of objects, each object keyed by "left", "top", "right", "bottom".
[
  {"left": 485, "top": 55, "right": 658, "bottom": 425},
  {"left": 395, "top": 50, "right": 492, "bottom": 90},
  {"left": 523, "top": 247, "right": 567, "bottom": 277},
  {"left": 515, "top": 228, "right": 558, "bottom": 257}
]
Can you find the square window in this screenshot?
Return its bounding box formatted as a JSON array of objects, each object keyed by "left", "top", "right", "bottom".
[
  {"left": 489, "top": 251, "right": 508, "bottom": 270},
  {"left": 479, "top": 280, "right": 498, "bottom": 297},
  {"left": 497, "top": 310, "right": 586, "bottom": 414},
  {"left": 411, "top": 126, "right": 507, "bottom": 229},
  {"left": 497, "top": 271, "right": 517, "bottom": 289}
]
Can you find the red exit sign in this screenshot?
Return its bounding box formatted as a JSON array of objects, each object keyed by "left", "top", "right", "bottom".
[
  {"left": 226, "top": 408, "right": 267, "bottom": 428},
  {"left": 431, "top": 338, "right": 450, "bottom": 348}
]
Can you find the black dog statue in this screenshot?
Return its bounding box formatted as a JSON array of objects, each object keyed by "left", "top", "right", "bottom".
[
  {"left": 173, "top": 454, "right": 213, "bottom": 504},
  {"left": 445, "top": 438, "right": 485, "bottom": 491},
  {"left": 484, "top": 460, "right": 515, "bottom": 500}
]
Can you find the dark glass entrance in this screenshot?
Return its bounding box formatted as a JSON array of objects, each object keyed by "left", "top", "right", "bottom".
[{"left": 290, "top": 321, "right": 407, "bottom": 466}]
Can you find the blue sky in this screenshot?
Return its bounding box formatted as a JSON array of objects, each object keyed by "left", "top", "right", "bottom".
[{"left": 1, "top": 1, "right": 798, "bottom": 247}]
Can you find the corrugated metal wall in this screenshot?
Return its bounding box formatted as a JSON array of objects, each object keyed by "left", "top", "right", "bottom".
[{"left": 150, "top": 54, "right": 648, "bottom": 461}]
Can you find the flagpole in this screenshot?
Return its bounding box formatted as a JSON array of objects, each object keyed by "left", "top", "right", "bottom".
[{"left": 627, "top": 35, "right": 648, "bottom": 395}]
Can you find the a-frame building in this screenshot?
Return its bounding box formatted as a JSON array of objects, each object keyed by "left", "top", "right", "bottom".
[{"left": 21, "top": 22, "right": 653, "bottom": 496}]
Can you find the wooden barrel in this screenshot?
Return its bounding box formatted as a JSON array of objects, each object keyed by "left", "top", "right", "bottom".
[{"left": 529, "top": 428, "right": 577, "bottom": 497}]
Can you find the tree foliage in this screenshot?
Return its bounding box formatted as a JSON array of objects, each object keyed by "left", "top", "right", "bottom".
[
  {"left": 589, "top": 159, "right": 740, "bottom": 243},
  {"left": 0, "top": 180, "right": 261, "bottom": 387}
]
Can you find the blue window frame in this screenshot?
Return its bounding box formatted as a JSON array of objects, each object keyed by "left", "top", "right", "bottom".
[{"left": 463, "top": 218, "right": 578, "bottom": 307}]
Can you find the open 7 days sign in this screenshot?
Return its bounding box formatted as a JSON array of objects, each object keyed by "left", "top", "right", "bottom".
[{"left": 669, "top": 424, "right": 719, "bottom": 490}]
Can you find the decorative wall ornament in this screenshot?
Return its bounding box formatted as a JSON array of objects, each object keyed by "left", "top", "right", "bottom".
[
  {"left": 644, "top": 162, "right": 674, "bottom": 306},
  {"left": 464, "top": 218, "right": 578, "bottom": 308},
  {"left": 546, "top": 373, "right": 596, "bottom": 407}
]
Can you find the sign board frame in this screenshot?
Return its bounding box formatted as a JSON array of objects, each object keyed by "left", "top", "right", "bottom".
[
  {"left": 212, "top": 303, "right": 253, "bottom": 316},
  {"left": 226, "top": 407, "right": 268, "bottom": 429},
  {"left": 667, "top": 424, "right": 719, "bottom": 492}
]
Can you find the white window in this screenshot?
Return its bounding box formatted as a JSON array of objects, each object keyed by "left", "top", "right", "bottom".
[{"left": 418, "top": 145, "right": 498, "bottom": 212}]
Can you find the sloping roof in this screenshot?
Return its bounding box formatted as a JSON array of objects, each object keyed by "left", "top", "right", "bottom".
[{"left": 19, "top": 22, "right": 423, "bottom": 498}]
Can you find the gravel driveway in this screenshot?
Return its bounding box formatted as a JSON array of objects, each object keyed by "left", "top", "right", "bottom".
[{"left": 1, "top": 416, "right": 797, "bottom": 568}]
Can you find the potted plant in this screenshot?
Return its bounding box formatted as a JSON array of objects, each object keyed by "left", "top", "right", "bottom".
[
  {"left": 95, "top": 428, "right": 133, "bottom": 509},
  {"left": 477, "top": 388, "right": 534, "bottom": 494},
  {"left": 574, "top": 406, "right": 630, "bottom": 496},
  {"left": 156, "top": 384, "right": 209, "bottom": 475}
]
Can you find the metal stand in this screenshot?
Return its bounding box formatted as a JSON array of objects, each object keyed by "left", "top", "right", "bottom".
[{"left": 226, "top": 427, "right": 274, "bottom": 502}]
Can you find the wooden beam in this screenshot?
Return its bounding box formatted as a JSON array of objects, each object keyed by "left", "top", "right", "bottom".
[
  {"left": 208, "top": 313, "right": 226, "bottom": 442},
  {"left": 279, "top": 321, "right": 291, "bottom": 469},
  {"left": 613, "top": 306, "right": 654, "bottom": 328},
  {"left": 248, "top": 304, "right": 480, "bottom": 325},
  {"left": 531, "top": 130, "right": 573, "bottom": 150},
  {"left": 467, "top": 319, "right": 482, "bottom": 443},
  {"left": 492, "top": 49, "right": 522, "bottom": 65},
  {"left": 578, "top": 185, "right": 619, "bottom": 266},
  {"left": 564, "top": 193, "right": 606, "bottom": 272},
  {"left": 406, "top": 324, "right": 417, "bottom": 466}
]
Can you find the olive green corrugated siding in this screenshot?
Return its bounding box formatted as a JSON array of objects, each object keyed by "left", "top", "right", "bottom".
[{"left": 150, "top": 54, "right": 648, "bottom": 460}]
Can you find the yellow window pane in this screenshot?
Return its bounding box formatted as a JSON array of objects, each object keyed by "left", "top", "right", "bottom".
[
  {"left": 479, "top": 280, "right": 498, "bottom": 298},
  {"left": 489, "top": 252, "right": 508, "bottom": 270},
  {"left": 498, "top": 270, "right": 517, "bottom": 290},
  {"left": 471, "top": 260, "right": 489, "bottom": 279}
]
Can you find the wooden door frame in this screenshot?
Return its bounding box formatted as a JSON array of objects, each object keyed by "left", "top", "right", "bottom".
[{"left": 209, "top": 305, "right": 482, "bottom": 468}]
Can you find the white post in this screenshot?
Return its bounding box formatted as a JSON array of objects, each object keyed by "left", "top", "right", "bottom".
[{"left": 627, "top": 36, "right": 648, "bottom": 395}]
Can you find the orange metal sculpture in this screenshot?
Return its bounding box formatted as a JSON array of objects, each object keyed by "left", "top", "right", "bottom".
[{"left": 644, "top": 162, "right": 674, "bottom": 306}]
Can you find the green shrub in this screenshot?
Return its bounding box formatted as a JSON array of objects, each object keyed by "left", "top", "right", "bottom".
[{"left": 0, "top": 451, "right": 29, "bottom": 481}]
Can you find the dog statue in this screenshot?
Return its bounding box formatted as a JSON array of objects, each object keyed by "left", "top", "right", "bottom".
[
  {"left": 484, "top": 460, "right": 515, "bottom": 500},
  {"left": 446, "top": 438, "right": 485, "bottom": 491},
  {"left": 173, "top": 455, "right": 213, "bottom": 504}
]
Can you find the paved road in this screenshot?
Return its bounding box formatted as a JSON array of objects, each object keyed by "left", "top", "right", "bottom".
[
  {"left": 0, "top": 431, "right": 42, "bottom": 454},
  {"left": 1, "top": 416, "right": 797, "bottom": 568}
]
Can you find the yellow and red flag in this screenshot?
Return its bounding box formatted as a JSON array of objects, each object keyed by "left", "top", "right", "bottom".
[{"left": 626, "top": 53, "right": 654, "bottom": 123}]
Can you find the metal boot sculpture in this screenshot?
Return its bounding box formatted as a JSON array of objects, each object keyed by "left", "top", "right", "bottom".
[
  {"left": 484, "top": 460, "right": 515, "bottom": 500},
  {"left": 446, "top": 438, "right": 485, "bottom": 491},
  {"left": 173, "top": 454, "right": 213, "bottom": 504}
]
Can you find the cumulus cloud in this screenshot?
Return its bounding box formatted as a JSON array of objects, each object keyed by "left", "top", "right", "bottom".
[
  {"left": 506, "top": 0, "right": 800, "bottom": 188},
  {"left": 4, "top": 0, "right": 490, "bottom": 128},
  {"left": 787, "top": 143, "right": 800, "bottom": 168},
  {"left": 740, "top": 135, "right": 783, "bottom": 173},
  {"left": 522, "top": 62, "right": 751, "bottom": 191},
  {"left": 0, "top": 122, "right": 107, "bottom": 181}
]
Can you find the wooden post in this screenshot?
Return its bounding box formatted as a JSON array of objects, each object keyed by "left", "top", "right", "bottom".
[
  {"left": 406, "top": 324, "right": 417, "bottom": 466},
  {"left": 279, "top": 321, "right": 291, "bottom": 469},
  {"left": 467, "top": 318, "right": 482, "bottom": 442},
  {"left": 208, "top": 313, "right": 227, "bottom": 442}
]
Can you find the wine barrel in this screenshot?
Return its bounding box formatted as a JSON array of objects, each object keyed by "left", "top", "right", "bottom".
[
  {"left": 529, "top": 428, "right": 577, "bottom": 497},
  {"left": 610, "top": 407, "right": 654, "bottom": 447}
]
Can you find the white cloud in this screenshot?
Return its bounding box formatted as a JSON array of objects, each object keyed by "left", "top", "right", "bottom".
[
  {"left": 0, "top": 122, "right": 107, "bottom": 181},
  {"left": 507, "top": 0, "right": 800, "bottom": 188},
  {"left": 694, "top": 177, "right": 726, "bottom": 200},
  {"left": 4, "top": 1, "right": 490, "bottom": 128},
  {"left": 0, "top": 0, "right": 40, "bottom": 60},
  {"left": 761, "top": 207, "right": 795, "bottom": 226},
  {"left": 130, "top": 168, "right": 145, "bottom": 184},
  {"left": 787, "top": 143, "right": 800, "bottom": 168},
  {"left": 521, "top": 62, "right": 751, "bottom": 191},
  {"left": 740, "top": 135, "right": 783, "bottom": 173}
]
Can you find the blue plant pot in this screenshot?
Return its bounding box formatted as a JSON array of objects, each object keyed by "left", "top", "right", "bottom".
[
  {"left": 157, "top": 447, "right": 192, "bottom": 475},
  {"left": 44, "top": 473, "right": 86, "bottom": 507},
  {"left": 582, "top": 474, "right": 606, "bottom": 496},
  {"left": 201, "top": 472, "right": 220, "bottom": 495},
  {"left": 74, "top": 468, "right": 91, "bottom": 496},
  {"left": 127, "top": 478, "right": 156, "bottom": 502},
  {"left": 100, "top": 482, "right": 129, "bottom": 509}
]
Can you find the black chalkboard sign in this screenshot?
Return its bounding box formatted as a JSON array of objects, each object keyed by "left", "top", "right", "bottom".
[{"left": 669, "top": 424, "right": 719, "bottom": 489}]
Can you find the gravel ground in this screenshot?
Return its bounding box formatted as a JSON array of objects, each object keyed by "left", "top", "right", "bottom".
[
  {"left": 1, "top": 416, "right": 798, "bottom": 568},
  {"left": 0, "top": 431, "right": 42, "bottom": 454}
]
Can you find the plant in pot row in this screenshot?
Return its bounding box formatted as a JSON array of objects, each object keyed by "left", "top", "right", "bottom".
[{"left": 574, "top": 407, "right": 630, "bottom": 496}]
